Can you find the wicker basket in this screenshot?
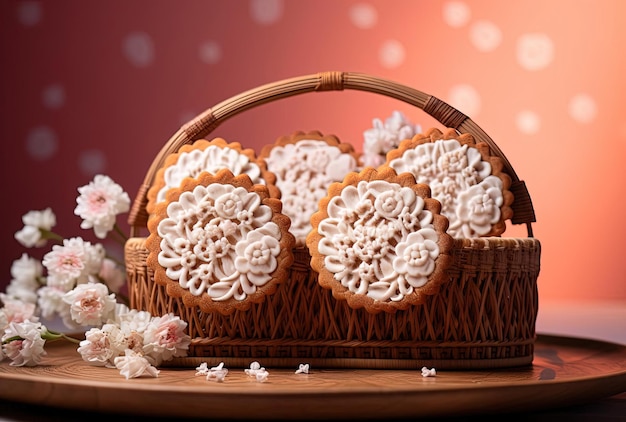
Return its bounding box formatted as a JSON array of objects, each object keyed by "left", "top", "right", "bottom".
[{"left": 125, "top": 72, "right": 541, "bottom": 370}]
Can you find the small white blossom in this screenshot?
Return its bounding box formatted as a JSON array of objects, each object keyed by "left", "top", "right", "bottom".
[
  {"left": 37, "top": 285, "right": 69, "bottom": 320},
  {"left": 14, "top": 208, "right": 56, "bottom": 248},
  {"left": 62, "top": 282, "right": 116, "bottom": 326},
  {"left": 74, "top": 174, "right": 130, "bottom": 239},
  {"left": 114, "top": 349, "right": 160, "bottom": 379},
  {"left": 245, "top": 361, "right": 263, "bottom": 376},
  {"left": 195, "top": 362, "right": 210, "bottom": 376},
  {"left": 1, "top": 320, "right": 47, "bottom": 367},
  {"left": 421, "top": 366, "right": 436, "bottom": 377},
  {"left": 6, "top": 254, "right": 43, "bottom": 304},
  {"left": 295, "top": 363, "right": 310, "bottom": 374},
  {"left": 206, "top": 362, "right": 228, "bottom": 382}
]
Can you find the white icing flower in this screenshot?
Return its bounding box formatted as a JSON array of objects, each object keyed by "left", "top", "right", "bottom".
[
  {"left": 316, "top": 180, "right": 437, "bottom": 302},
  {"left": 156, "top": 184, "right": 282, "bottom": 302},
  {"left": 74, "top": 175, "right": 131, "bottom": 239},
  {"left": 157, "top": 145, "right": 264, "bottom": 204},
  {"left": 394, "top": 229, "right": 440, "bottom": 290},
  {"left": 264, "top": 139, "right": 358, "bottom": 247},
  {"left": 389, "top": 138, "right": 504, "bottom": 238}
]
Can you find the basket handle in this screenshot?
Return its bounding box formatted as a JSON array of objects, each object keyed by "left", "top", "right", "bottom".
[{"left": 128, "top": 71, "right": 536, "bottom": 237}]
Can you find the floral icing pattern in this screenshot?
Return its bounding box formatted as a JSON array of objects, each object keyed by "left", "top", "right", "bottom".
[
  {"left": 307, "top": 167, "right": 452, "bottom": 313},
  {"left": 261, "top": 134, "right": 359, "bottom": 247},
  {"left": 157, "top": 144, "right": 263, "bottom": 204},
  {"left": 147, "top": 171, "right": 294, "bottom": 314},
  {"left": 388, "top": 130, "right": 511, "bottom": 238}
]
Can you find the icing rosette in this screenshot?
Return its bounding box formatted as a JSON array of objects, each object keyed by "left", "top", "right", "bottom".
[
  {"left": 258, "top": 131, "right": 360, "bottom": 248},
  {"left": 306, "top": 166, "right": 453, "bottom": 314},
  {"left": 385, "top": 128, "right": 514, "bottom": 238},
  {"left": 146, "top": 138, "right": 279, "bottom": 215},
  {"left": 146, "top": 169, "right": 295, "bottom": 315}
]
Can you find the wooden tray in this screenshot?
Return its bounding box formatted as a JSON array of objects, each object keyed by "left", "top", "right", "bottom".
[{"left": 0, "top": 334, "right": 624, "bottom": 419}]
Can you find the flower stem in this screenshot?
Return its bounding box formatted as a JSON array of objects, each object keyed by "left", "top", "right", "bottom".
[
  {"left": 113, "top": 223, "right": 128, "bottom": 243},
  {"left": 42, "top": 329, "right": 82, "bottom": 344}
]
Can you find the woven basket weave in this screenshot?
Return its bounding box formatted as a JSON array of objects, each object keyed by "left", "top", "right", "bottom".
[{"left": 125, "top": 72, "right": 541, "bottom": 370}]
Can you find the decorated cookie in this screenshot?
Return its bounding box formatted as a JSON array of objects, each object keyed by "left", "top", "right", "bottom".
[
  {"left": 146, "top": 169, "right": 295, "bottom": 315},
  {"left": 146, "top": 138, "right": 278, "bottom": 215},
  {"left": 258, "top": 130, "right": 360, "bottom": 248},
  {"left": 386, "top": 128, "right": 513, "bottom": 238},
  {"left": 306, "top": 166, "right": 453, "bottom": 314}
]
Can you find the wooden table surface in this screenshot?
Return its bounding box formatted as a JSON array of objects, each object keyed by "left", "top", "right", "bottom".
[{"left": 0, "top": 300, "right": 624, "bottom": 421}]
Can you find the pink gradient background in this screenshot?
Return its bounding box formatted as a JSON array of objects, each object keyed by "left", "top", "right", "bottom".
[{"left": 1, "top": 0, "right": 625, "bottom": 302}]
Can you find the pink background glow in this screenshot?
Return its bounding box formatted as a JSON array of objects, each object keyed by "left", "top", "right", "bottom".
[{"left": 1, "top": 0, "right": 625, "bottom": 302}]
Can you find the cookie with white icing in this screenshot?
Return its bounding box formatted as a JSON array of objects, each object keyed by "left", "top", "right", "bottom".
[
  {"left": 146, "top": 169, "right": 295, "bottom": 315},
  {"left": 386, "top": 128, "right": 513, "bottom": 238},
  {"left": 258, "top": 131, "right": 360, "bottom": 248},
  {"left": 307, "top": 165, "right": 453, "bottom": 314},
  {"left": 146, "top": 138, "right": 279, "bottom": 215}
]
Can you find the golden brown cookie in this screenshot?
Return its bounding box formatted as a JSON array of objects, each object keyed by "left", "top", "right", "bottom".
[
  {"left": 146, "top": 168, "right": 295, "bottom": 316},
  {"left": 146, "top": 138, "right": 278, "bottom": 215},
  {"left": 386, "top": 127, "right": 513, "bottom": 238},
  {"left": 306, "top": 165, "right": 453, "bottom": 314},
  {"left": 258, "top": 130, "right": 360, "bottom": 248}
]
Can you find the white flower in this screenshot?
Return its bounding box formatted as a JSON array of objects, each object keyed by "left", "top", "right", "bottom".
[
  {"left": 142, "top": 313, "right": 190, "bottom": 366},
  {"left": 37, "top": 285, "right": 69, "bottom": 320},
  {"left": 0, "top": 293, "right": 38, "bottom": 324},
  {"left": 74, "top": 174, "right": 130, "bottom": 239},
  {"left": 62, "top": 282, "right": 116, "bottom": 326},
  {"left": 421, "top": 366, "right": 436, "bottom": 377},
  {"left": 362, "top": 111, "right": 421, "bottom": 166},
  {"left": 14, "top": 208, "right": 56, "bottom": 248},
  {"left": 114, "top": 349, "right": 160, "bottom": 379},
  {"left": 78, "top": 324, "right": 125, "bottom": 367},
  {"left": 1, "top": 320, "right": 47, "bottom": 366},
  {"left": 113, "top": 305, "right": 153, "bottom": 333},
  {"left": 43, "top": 237, "right": 105, "bottom": 289},
  {"left": 295, "top": 363, "right": 310, "bottom": 374},
  {"left": 6, "top": 254, "right": 41, "bottom": 304}
]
